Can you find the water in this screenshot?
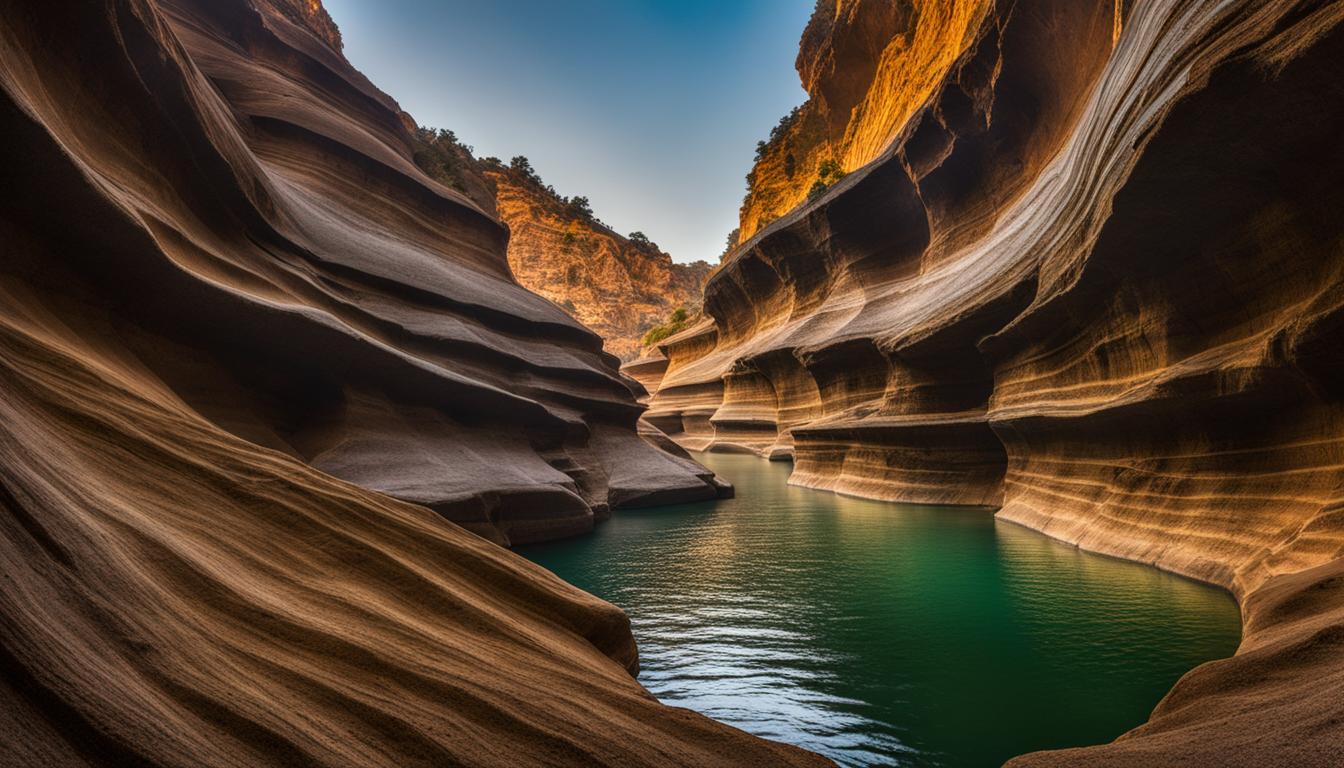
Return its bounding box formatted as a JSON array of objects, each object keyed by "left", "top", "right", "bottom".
[{"left": 518, "top": 454, "right": 1241, "bottom": 767}]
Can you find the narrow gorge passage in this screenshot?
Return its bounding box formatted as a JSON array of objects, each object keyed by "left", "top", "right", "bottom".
[
  {"left": 520, "top": 454, "right": 1241, "bottom": 768},
  {"left": 5, "top": 0, "right": 1342, "bottom": 765}
]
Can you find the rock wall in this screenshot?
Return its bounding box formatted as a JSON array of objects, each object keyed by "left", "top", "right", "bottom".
[
  {"left": 644, "top": 0, "right": 1344, "bottom": 763},
  {"left": 0, "top": 1, "right": 811, "bottom": 765},
  {"left": 738, "top": 0, "right": 991, "bottom": 240},
  {"left": 1, "top": 0, "right": 730, "bottom": 549},
  {"left": 486, "top": 165, "right": 713, "bottom": 361}
]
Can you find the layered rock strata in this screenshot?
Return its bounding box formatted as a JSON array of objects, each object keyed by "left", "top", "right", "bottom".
[
  {"left": 2, "top": 0, "right": 727, "bottom": 550},
  {"left": 644, "top": 0, "right": 1344, "bottom": 763},
  {"left": 487, "top": 165, "right": 713, "bottom": 361},
  {"left": 738, "top": 0, "right": 991, "bottom": 240},
  {"left": 0, "top": 1, "right": 815, "bottom": 765}
]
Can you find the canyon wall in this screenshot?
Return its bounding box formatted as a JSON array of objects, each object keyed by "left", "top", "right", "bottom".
[
  {"left": 486, "top": 164, "right": 713, "bottom": 361},
  {"left": 643, "top": 0, "right": 1344, "bottom": 763},
  {"left": 737, "top": 0, "right": 991, "bottom": 240},
  {"left": 1, "top": 0, "right": 729, "bottom": 550},
  {"left": 0, "top": 0, "right": 813, "bottom": 765}
]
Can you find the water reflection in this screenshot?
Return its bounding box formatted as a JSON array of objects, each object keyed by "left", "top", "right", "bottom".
[{"left": 519, "top": 454, "right": 1240, "bottom": 767}]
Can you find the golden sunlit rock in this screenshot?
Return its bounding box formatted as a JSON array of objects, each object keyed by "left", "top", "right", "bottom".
[
  {"left": 738, "top": 0, "right": 992, "bottom": 241},
  {"left": 486, "top": 164, "right": 713, "bottom": 361},
  {"left": 0, "top": 0, "right": 809, "bottom": 765},
  {"left": 643, "top": 0, "right": 1344, "bottom": 763}
]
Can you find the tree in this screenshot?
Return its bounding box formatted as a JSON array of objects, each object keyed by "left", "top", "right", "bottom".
[
  {"left": 564, "top": 195, "right": 593, "bottom": 220},
  {"left": 628, "top": 231, "right": 656, "bottom": 249},
  {"left": 641, "top": 305, "right": 693, "bottom": 347},
  {"left": 411, "top": 125, "right": 469, "bottom": 192},
  {"left": 720, "top": 228, "right": 740, "bottom": 261},
  {"left": 509, "top": 155, "right": 539, "bottom": 183},
  {"left": 808, "top": 159, "right": 847, "bottom": 201}
]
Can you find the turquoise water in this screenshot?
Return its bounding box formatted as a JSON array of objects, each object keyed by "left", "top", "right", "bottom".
[{"left": 518, "top": 454, "right": 1241, "bottom": 767}]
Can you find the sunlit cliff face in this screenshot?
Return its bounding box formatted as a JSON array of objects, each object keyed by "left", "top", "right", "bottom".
[
  {"left": 485, "top": 165, "right": 712, "bottom": 361},
  {"left": 738, "top": 0, "right": 990, "bottom": 241}
]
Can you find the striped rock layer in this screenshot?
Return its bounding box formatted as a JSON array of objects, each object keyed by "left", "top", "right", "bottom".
[
  {"left": 642, "top": 0, "right": 1344, "bottom": 764},
  {"left": 0, "top": 0, "right": 813, "bottom": 766}
]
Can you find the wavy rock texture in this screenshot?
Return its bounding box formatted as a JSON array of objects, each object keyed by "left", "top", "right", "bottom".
[
  {"left": 486, "top": 166, "right": 713, "bottom": 361},
  {"left": 738, "top": 0, "right": 991, "bottom": 240},
  {"left": 1, "top": 0, "right": 729, "bottom": 550},
  {"left": 0, "top": 0, "right": 822, "bottom": 765},
  {"left": 644, "top": 0, "right": 1344, "bottom": 763}
]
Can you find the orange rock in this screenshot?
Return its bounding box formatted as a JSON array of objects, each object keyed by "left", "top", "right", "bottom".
[{"left": 486, "top": 165, "right": 713, "bottom": 361}]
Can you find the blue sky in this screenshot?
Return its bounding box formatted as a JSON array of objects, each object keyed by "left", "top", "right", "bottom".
[{"left": 323, "top": 0, "right": 814, "bottom": 263}]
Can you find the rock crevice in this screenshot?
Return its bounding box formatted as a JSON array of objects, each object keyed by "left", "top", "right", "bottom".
[{"left": 642, "top": 1, "right": 1344, "bottom": 763}]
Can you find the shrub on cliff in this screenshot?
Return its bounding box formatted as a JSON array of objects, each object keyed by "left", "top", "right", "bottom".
[
  {"left": 509, "top": 155, "right": 543, "bottom": 185},
  {"left": 721, "top": 228, "right": 740, "bottom": 261},
  {"left": 628, "top": 231, "right": 662, "bottom": 252},
  {"left": 808, "top": 159, "right": 846, "bottom": 201},
  {"left": 563, "top": 195, "right": 594, "bottom": 221},
  {"left": 412, "top": 126, "right": 473, "bottom": 192},
  {"left": 754, "top": 106, "right": 802, "bottom": 162},
  {"left": 641, "top": 306, "right": 691, "bottom": 347}
]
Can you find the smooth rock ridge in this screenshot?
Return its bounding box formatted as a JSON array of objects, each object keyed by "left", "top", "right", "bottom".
[
  {"left": 0, "top": 0, "right": 817, "bottom": 766},
  {"left": 643, "top": 0, "right": 1344, "bottom": 764},
  {"left": 2, "top": 0, "right": 728, "bottom": 549}
]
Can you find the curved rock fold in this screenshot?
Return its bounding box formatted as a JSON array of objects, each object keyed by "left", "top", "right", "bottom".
[
  {"left": 0, "top": 0, "right": 815, "bottom": 766},
  {"left": 643, "top": 0, "right": 1344, "bottom": 764}
]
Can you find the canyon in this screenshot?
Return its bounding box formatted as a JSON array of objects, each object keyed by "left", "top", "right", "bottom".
[
  {"left": 642, "top": 0, "right": 1344, "bottom": 765},
  {"left": 0, "top": 0, "right": 792, "bottom": 765},
  {"left": 4, "top": 0, "right": 1344, "bottom": 765}
]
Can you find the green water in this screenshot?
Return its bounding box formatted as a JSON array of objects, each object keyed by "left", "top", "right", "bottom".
[{"left": 518, "top": 454, "right": 1241, "bottom": 767}]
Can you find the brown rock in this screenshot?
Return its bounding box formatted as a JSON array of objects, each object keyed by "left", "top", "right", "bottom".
[
  {"left": 0, "top": 0, "right": 816, "bottom": 765},
  {"left": 738, "top": 0, "right": 991, "bottom": 241},
  {"left": 486, "top": 165, "right": 713, "bottom": 361},
  {"left": 643, "top": 0, "right": 1344, "bottom": 764}
]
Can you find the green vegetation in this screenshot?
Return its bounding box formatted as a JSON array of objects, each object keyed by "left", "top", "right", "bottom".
[
  {"left": 741, "top": 106, "right": 805, "bottom": 222},
  {"left": 720, "top": 228, "right": 740, "bottom": 261},
  {"left": 641, "top": 306, "right": 690, "bottom": 347},
  {"left": 563, "top": 195, "right": 594, "bottom": 220},
  {"left": 492, "top": 155, "right": 604, "bottom": 226},
  {"left": 808, "top": 158, "right": 846, "bottom": 201},
  {"left": 628, "top": 231, "right": 663, "bottom": 252},
  {"left": 411, "top": 126, "right": 475, "bottom": 192},
  {"left": 508, "top": 154, "right": 538, "bottom": 181},
  {"left": 754, "top": 106, "right": 802, "bottom": 162}
]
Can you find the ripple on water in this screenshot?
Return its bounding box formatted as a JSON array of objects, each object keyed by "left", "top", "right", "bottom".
[{"left": 519, "top": 454, "right": 1240, "bottom": 768}]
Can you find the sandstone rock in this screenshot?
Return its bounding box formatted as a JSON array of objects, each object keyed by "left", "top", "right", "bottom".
[
  {"left": 0, "top": 0, "right": 811, "bottom": 765},
  {"left": 643, "top": 0, "right": 1344, "bottom": 763},
  {"left": 738, "top": 0, "right": 990, "bottom": 241},
  {"left": 487, "top": 165, "right": 713, "bottom": 361}
]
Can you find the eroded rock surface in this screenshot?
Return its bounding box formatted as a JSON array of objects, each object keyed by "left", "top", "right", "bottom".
[
  {"left": 738, "top": 0, "right": 990, "bottom": 240},
  {"left": 0, "top": 1, "right": 812, "bottom": 766},
  {"left": 644, "top": 0, "right": 1344, "bottom": 763},
  {"left": 486, "top": 164, "right": 713, "bottom": 361}
]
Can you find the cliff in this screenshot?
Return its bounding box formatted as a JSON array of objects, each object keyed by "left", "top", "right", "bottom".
[
  {"left": 737, "top": 0, "right": 991, "bottom": 240},
  {"left": 0, "top": 0, "right": 815, "bottom": 765},
  {"left": 486, "top": 163, "right": 713, "bottom": 360},
  {"left": 643, "top": 0, "right": 1344, "bottom": 764}
]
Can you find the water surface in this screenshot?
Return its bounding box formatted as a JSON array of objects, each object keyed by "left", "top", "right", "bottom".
[{"left": 519, "top": 454, "right": 1241, "bottom": 767}]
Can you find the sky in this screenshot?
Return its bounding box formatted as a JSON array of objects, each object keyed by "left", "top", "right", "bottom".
[{"left": 322, "top": 0, "right": 815, "bottom": 263}]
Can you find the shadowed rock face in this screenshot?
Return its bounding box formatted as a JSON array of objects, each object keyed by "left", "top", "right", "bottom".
[
  {"left": 739, "top": 0, "right": 991, "bottom": 240},
  {"left": 0, "top": 0, "right": 823, "bottom": 765},
  {"left": 2, "top": 0, "right": 729, "bottom": 549},
  {"left": 486, "top": 165, "right": 713, "bottom": 361},
  {"left": 644, "top": 0, "right": 1344, "bottom": 763}
]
